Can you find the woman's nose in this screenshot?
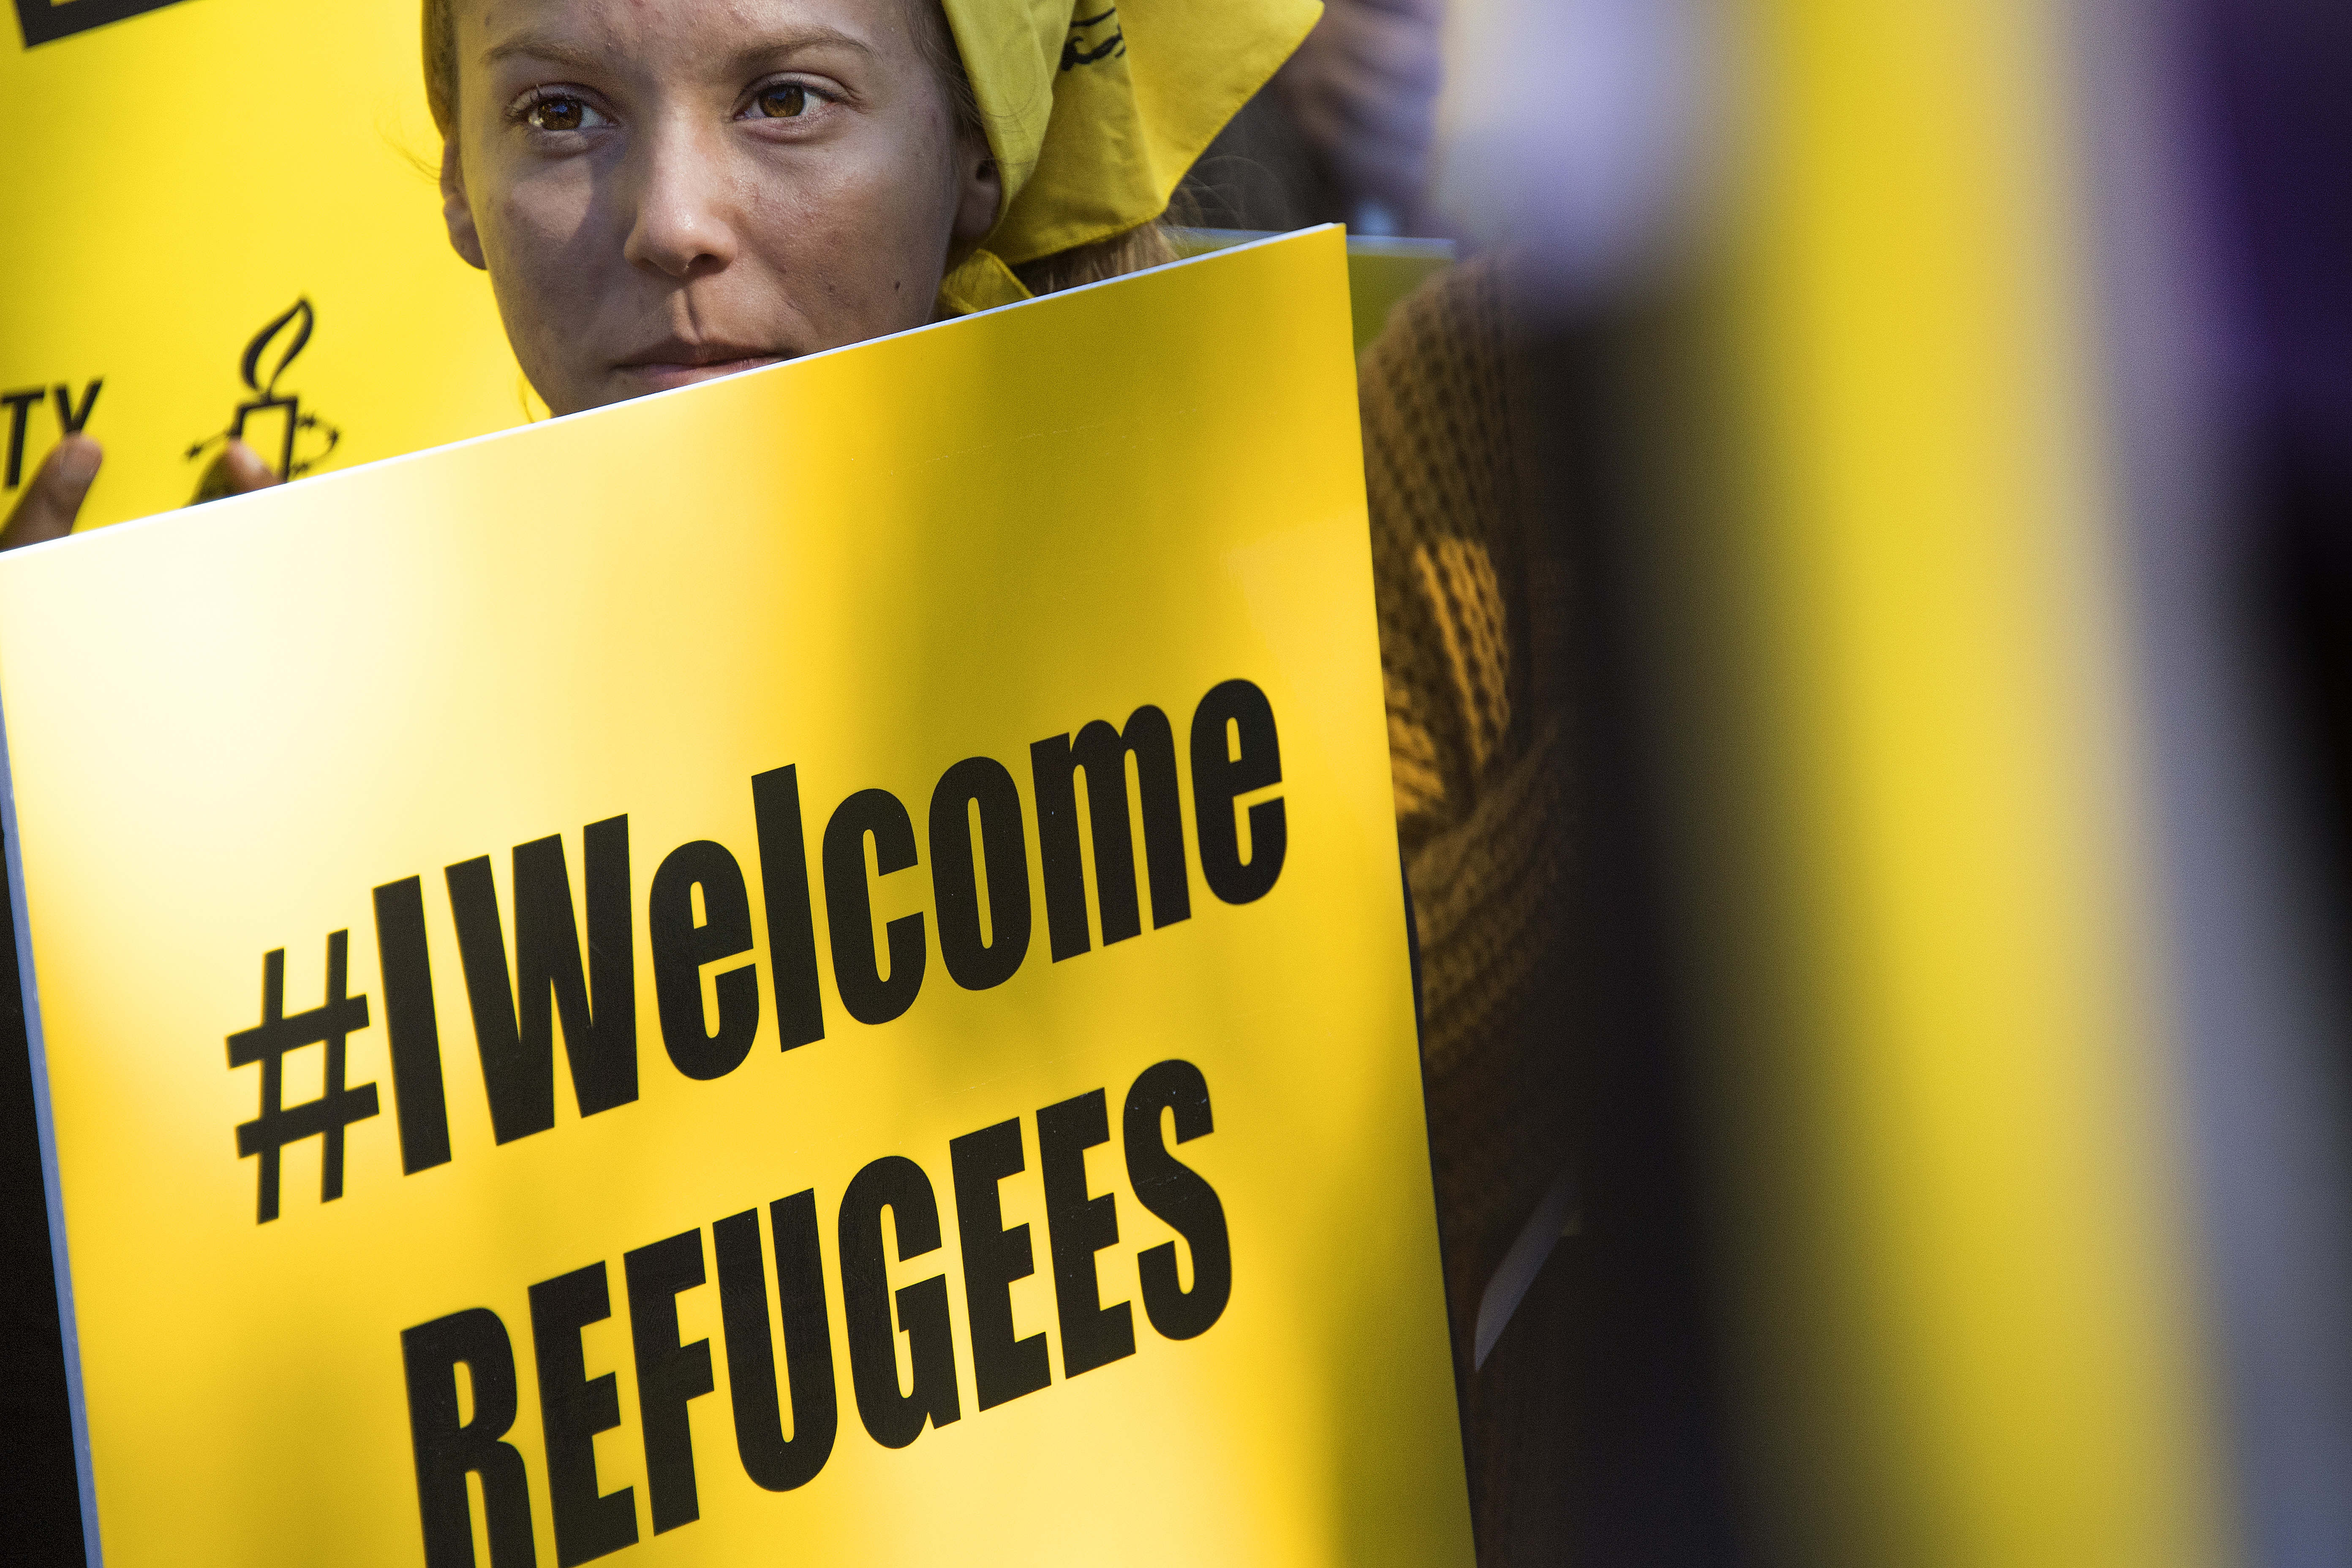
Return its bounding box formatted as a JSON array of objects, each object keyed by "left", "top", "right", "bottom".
[{"left": 621, "top": 116, "right": 740, "bottom": 279}]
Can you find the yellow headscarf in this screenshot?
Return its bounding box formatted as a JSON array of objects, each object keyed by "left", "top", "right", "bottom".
[{"left": 935, "top": 0, "right": 1322, "bottom": 313}]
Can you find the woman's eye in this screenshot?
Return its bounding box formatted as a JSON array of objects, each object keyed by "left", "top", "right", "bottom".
[
  {"left": 753, "top": 83, "right": 808, "bottom": 119},
  {"left": 525, "top": 95, "right": 596, "bottom": 132}
]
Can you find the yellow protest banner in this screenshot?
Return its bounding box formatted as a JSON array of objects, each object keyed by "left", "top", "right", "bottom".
[
  {"left": 1, "top": 0, "right": 525, "bottom": 531},
  {"left": 0, "top": 229, "right": 1471, "bottom": 1566}
]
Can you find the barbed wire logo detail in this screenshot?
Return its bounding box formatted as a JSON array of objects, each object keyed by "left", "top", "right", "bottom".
[
  {"left": 185, "top": 298, "right": 343, "bottom": 483},
  {"left": 226, "top": 931, "right": 380, "bottom": 1224}
]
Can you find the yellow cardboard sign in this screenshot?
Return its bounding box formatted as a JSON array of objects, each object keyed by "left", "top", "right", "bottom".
[{"left": 0, "top": 229, "right": 1470, "bottom": 1566}]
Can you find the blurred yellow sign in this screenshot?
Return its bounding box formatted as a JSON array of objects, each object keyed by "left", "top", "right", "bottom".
[{"left": 0, "top": 230, "right": 1470, "bottom": 1566}]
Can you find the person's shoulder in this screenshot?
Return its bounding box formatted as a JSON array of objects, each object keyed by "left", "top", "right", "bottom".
[
  {"left": 1359, "top": 252, "right": 1515, "bottom": 411},
  {"left": 1359, "top": 252, "right": 1522, "bottom": 560}
]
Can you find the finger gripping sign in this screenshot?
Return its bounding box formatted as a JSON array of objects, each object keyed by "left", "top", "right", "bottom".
[{"left": 0, "top": 229, "right": 1472, "bottom": 1567}]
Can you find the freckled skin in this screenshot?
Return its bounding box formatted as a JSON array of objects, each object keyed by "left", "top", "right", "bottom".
[{"left": 441, "top": 0, "right": 998, "bottom": 415}]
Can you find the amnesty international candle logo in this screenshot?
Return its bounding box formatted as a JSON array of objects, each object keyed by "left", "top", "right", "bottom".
[{"left": 187, "top": 298, "right": 344, "bottom": 485}]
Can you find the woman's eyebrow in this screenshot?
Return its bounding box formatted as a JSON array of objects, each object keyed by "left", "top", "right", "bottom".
[
  {"left": 727, "top": 27, "right": 876, "bottom": 69},
  {"left": 479, "top": 26, "right": 875, "bottom": 74},
  {"left": 479, "top": 32, "right": 605, "bottom": 72}
]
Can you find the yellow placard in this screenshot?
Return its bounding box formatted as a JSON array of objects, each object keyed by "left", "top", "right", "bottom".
[{"left": 0, "top": 229, "right": 1470, "bottom": 1566}]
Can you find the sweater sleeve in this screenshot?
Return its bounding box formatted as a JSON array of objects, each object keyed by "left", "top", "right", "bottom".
[{"left": 1361, "top": 257, "right": 1577, "bottom": 1356}]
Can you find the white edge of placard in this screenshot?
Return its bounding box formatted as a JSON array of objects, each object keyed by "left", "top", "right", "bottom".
[
  {"left": 0, "top": 695, "right": 103, "bottom": 1567},
  {"left": 0, "top": 223, "right": 1350, "bottom": 558}
]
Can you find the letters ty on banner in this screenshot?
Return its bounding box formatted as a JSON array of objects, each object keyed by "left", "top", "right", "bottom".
[{"left": 0, "top": 229, "right": 1472, "bottom": 1566}]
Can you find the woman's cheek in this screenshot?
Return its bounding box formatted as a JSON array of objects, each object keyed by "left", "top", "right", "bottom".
[
  {"left": 493, "top": 182, "right": 599, "bottom": 312},
  {"left": 747, "top": 173, "right": 888, "bottom": 337},
  {"left": 796, "top": 148, "right": 958, "bottom": 338},
  {"left": 474, "top": 183, "right": 599, "bottom": 408},
  {"left": 495, "top": 163, "right": 603, "bottom": 269}
]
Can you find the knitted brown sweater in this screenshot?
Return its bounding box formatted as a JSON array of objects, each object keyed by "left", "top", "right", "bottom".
[{"left": 1362, "top": 255, "right": 1579, "bottom": 1555}]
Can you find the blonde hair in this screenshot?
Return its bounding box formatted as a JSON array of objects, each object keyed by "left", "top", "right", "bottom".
[
  {"left": 420, "top": 0, "right": 1169, "bottom": 292},
  {"left": 1014, "top": 224, "right": 1179, "bottom": 294}
]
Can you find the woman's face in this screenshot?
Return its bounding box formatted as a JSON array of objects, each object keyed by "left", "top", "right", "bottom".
[{"left": 443, "top": 0, "right": 998, "bottom": 415}]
